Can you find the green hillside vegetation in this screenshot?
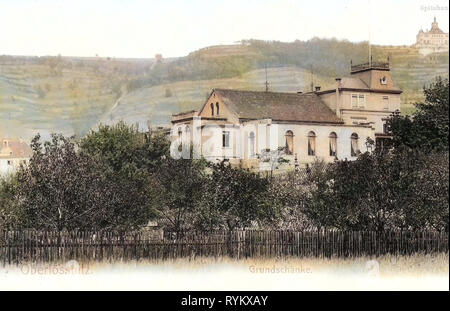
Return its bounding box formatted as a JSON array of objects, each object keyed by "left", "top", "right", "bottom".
[
  {"left": 0, "top": 55, "right": 154, "bottom": 139},
  {"left": 96, "top": 66, "right": 333, "bottom": 129},
  {"left": 126, "top": 39, "right": 448, "bottom": 97},
  {"left": 1, "top": 38, "right": 448, "bottom": 140}
]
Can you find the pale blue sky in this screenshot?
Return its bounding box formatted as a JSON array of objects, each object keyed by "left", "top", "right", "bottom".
[{"left": 0, "top": 0, "right": 448, "bottom": 58}]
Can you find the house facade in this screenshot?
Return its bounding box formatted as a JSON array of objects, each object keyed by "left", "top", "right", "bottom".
[
  {"left": 415, "top": 17, "right": 449, "bottom": 55},
  {"left": 170, "top": 61, "right": 402, "bottom": 171},
  {"left": 317, "top": 60, "right": 402, "bottom": 150},
  {"left": 0, "top": 138, "right": 32, "bottom": 176}
]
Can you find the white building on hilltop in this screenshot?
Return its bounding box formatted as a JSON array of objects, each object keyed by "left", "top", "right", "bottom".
[
  {"left": 171, "top": 61, "right": 402, "bottom": 171},
  {"left": 415, "top": 17, "right": 449, "bottom": 55},
  {"left": 0, "top": 138, "right": 32, "bottom": 176}
]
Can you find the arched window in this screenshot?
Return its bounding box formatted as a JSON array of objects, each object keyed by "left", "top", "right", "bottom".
[
  {"left": 308, "top": 131, "right": 316, "bottom": 156},
  {"left": 177, "top": 127, "right": 183, "bottom": 152},
  {"left": 210, "top": 103, "right": 214, "bottom": 116},
  {"left": 329, "top": 132, "right": 337, "bottom": 157},
  {"left": 351, "top": 133, "right": 360, "bottom": 157},
  {"left": 216, "top": 102, "right": 220, "bottom": 115},
  {"left": 185, "top": 125, "right": 190, "bottom": 139},
  {"left": 249, "top": 131, "right": 256, "bottom": 158},
  {"left": 285, "top": 130, "right": 294, "bottom": 155}
]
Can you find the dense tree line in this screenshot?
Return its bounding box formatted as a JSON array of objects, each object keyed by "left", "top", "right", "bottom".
[{"left": 0, "top": 78, "right": 448, "bottom": 232}]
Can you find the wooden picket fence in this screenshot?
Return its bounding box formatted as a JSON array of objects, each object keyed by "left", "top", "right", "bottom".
[{"left": 0, "top": 230, "right": 448, "bottom": 265}]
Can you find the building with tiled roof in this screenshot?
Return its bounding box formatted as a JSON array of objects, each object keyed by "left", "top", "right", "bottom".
[
  {"left": 171, "top": 61, "right": 401, "bottom": 171},
  {"left": 0, "top": 138, "right": 32, "bottom": 176}
]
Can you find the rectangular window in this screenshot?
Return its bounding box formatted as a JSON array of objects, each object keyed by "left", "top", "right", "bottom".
[
  {"left": 382, "top": 96, "right": 389, "bottom": 110},
  {"left": 222, "top": 131, "right": 230, "bottom": 148},
  {"left": 358, "top": 94, "right": 366, "bottom": 108},
  {"left": 351, "top": 94, "right": 358, "bottom": 108}
]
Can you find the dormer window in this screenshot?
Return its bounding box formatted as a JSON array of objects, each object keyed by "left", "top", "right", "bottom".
[{"left": 380, "top": 76, "right": 387, "bottom": 85}]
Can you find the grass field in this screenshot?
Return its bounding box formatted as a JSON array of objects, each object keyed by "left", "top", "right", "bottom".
[{"left": 1, "top": 253, "right": 448, "bottom": 290}]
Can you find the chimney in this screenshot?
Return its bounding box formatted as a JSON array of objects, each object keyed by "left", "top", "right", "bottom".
[{"left": 315, "top": 86, "right": 321, "bottom": 92}]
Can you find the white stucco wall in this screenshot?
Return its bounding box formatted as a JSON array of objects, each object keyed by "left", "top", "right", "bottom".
[
  {"left": 0, "top": 157, "right": 28, "bottom": 177},
  {"left": 171, "top": 117, "right": 375, "bottom": 170},
  {"left": 240, "top": 121, "right": 374, "bottom": 165}
]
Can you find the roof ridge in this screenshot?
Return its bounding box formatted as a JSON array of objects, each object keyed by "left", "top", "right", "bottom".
[
  {"left": 213, "top": 88, "right": 314, "bottom": 96},
  {"left": 211, "top": 88, "right": 341, "bottom": 124},
  {"left": 358, "top": 77, "right": 370, "bottom": 88}
]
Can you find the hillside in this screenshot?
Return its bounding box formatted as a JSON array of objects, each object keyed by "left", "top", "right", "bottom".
[
  {"left": 1, "top": 39, "right": 448, "bottom": 141},
  {"left": 375, "top": 46, "right": 449, "bottom": 113},
  {"left": 0, "top": 55, "right": 157, "bottom": 140},
  {"left": 95, "top": 66, "right": 334, "bottom": 129}
]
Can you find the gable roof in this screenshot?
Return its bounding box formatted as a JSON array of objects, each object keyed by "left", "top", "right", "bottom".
[
  {"left": 339, "top": 77, "right": 370, "bottom": 89},
  {"left": 317, "top": 70, "right": 402, "bottom": 95},
  {"left": 339, "top": 76, "right": 401, "bottom": 92},
  {"left": 212, "top": 89, "right": 342, "bottom": 124}
]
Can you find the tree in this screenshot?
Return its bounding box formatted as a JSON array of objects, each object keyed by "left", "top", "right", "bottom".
[
  {"left": 265, "top": 170, "right": 315, "bottom": 230},
  {"left": 152, "top": 158, "right": 207, "bottom": 232},
  {"left": 16, "top": 133, "right": 155, "bottom": 231},
  {"left": 80, "top": 121, "right": 170, "bottom": 175},
  {"left": 398, "top": 150, "right": 449, "bottom": 231},
  {"left": 387, "top": 77, "right": 449, "bottom": 151},
  {"left": 257, "top": 147, "right": 289, "bottom": 177},
  {"left": 0, "top": 175, "right": 22, "bottom": 229},
  {"left": 304, "top": 149, "right": 449, "bottom": 231},
  {"left": 196, "top": 161, "right": 271, "bottom": 231}
]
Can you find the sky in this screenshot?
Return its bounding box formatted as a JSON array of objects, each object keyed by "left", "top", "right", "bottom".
[{"left": 0, "top": 0, "right": 449, "bottom": 58}]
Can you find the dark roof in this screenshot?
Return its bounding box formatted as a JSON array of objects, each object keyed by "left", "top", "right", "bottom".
[{"left": 213, "top": 89, "right": 342, "bottom": 124}]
